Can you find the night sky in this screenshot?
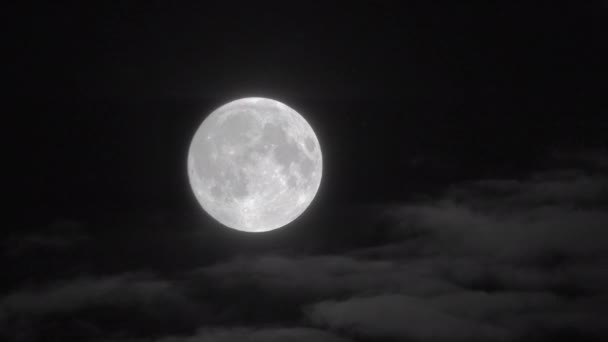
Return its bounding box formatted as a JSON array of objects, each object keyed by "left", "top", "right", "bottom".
[{"left": 5, "top": 2, "right": 608, "bottom": 341}]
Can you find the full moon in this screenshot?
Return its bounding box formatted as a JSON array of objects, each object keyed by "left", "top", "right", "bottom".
[{"left": 187, "top": 97, "right": 323, "bottom": 232}]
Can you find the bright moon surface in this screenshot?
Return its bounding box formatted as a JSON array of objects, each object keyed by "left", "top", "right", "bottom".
[{"left": 188, "top": 97, "right": 323, "bottom": 232}]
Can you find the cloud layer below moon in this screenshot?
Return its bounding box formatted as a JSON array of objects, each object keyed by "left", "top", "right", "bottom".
[{"left": 2, "top": 152, "right": 607, "bottom": 341}]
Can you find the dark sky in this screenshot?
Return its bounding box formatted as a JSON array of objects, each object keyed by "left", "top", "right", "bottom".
[{"left": 5, "top": 2, "right": 608, "bottom": 341}]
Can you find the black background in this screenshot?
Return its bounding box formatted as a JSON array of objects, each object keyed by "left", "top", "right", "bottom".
[{"left": 9, "top": 2, "right": 606, "bottom": 220}]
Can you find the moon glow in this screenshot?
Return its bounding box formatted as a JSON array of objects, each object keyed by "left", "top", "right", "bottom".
[{"left": 188, "top": 98, "right": 323, "bottom": 232}]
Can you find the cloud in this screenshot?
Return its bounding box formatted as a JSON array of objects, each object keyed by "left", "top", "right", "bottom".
[
  {"left": 389, "top": 201, "right": 608, "bottom": 261},
  {"left": 3, "top": 219, "right": 88, "bottom": 257},
  {"left": 501, "top": 312, "right": 608, "bottom": 339},
  {"left": 447, "top": 170, "right": 608, "bottom": 207},
  {"left": 0, "top": 274, "right": 201, "bottom": 340},
  {"left": 200, "top": 254, "right": 458, "bottom": 299},
  {"left": 307, "top": 291, "right": 608, "bottom": 340},
  {"left": 380, "top": 168, "right": 608, "bottom": 262},
  {"left": 0, "top": 274, "right": 178, "bottom": 315},
  {"left": 155, "top": 327, "right": 350, "bottom": 342},
  {"left": 307, "top": 294, "right": 510, "bottom": 340},
  {"left": 89, "top": 327, "right": 349, "bottom": 342},
  {"left": 430, "top": 291, "right": 563, "bottom": 320}
]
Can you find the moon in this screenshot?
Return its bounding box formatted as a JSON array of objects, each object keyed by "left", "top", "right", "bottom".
[{"left": 187, "top": 97, "right": 323, "bottom": 232}]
